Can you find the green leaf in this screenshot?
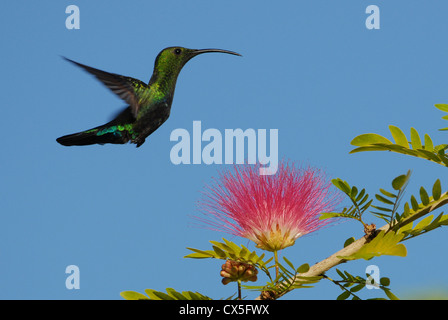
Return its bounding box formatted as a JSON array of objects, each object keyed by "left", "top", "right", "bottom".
[
  {"left": 433, "top": 179, "right": 442, "bottom": 201},
  {"left": 440, "top": 153, "right": 448, "bottom": 166},
  {"left": 338, "top": 230, "right": 407, "bottom": 260},
  {"left": 398, "top": 217, "right": 413, "bottom": 231},
  {"left": 375, "top": 194, "right": 395, "bottom": 205},
  {"left": 344, "top": 270, "right": 355, "bottom": 281},
  {"left": 355, "top": 189, "right": 367, "bottom": 202},
  {"left": 180, "top": 291, "right": 212, "bottom": 300},
  {"left": 239, "top": 246, "right": 249, "bottom": 259},
  {"left": 435, "top": 144, "right": 448, "bottom": 153},
  {"left": 297, "top": 275, "right": 322, "bottom": 282},
  {"left": 410, "top": 195, "right": 420, "bottom": 211},
  {"left": 283, "top": 257, "right": 295, "bottom": 270},
  {"left": 389, "top": 125, "right": 409, "bottom": 148},
  {"left": 145, "top": 289, "right": 175, "bottom": 300},
  {"left": 350, "top": 186, "right": 358, "bottom": 199},
  {"left": 434, "top": 213, "right": 448, "bottom": 227},
  {"left": 184, "top": 248, "right": 214, "bottom": 259},
  {"left": 320, "top": 212, "right": 356, "bottom": 220},
  {"left": 413, "top": 215, "right": 434, "bottom": 231},
  {"left": 435, "top": 104, "right": 448, "bottom": 112},
  {"left": 336, "top": 269, "right": 346, "bottom": 280},
  {"left": 166, "top": 288, "right": 188, "bottom": 300},
  {"left": 380, "top": 277, "right": 390, "bottom": 286},
  {"left": 332, "top": 178, "right": 351, "bottom": 194},
  {"left": 188, "top": 292, "right": 202, "bottom": 300},
  {"left": 350, "top": 133, "right": 393, "bottom": 147},
  {"left": 424, "top": 134, "right": 434, "bottom": 152},
  {"left": 337, "top": 291, "right": 351, "bottom": 300},
  {"left": 410, "top": 128, "right": 422, "bottom": 149},
  {"left": 372, "top": 212, "right": 392, "bottom": 223},
  {"left": 371, "top": 205, "right": 393, "bottom": 212},
  {"left": 343, "top": 237, "right": 356, "bottom": 248},
  {"left": 257, "top": 253, "right": 268, "bottom": 265},
  {"left": 184, "top": 252, "right": 211, "bottom": 259},
  {"left": 297, "top": 263, "right": 310, "bottom": 274},
  {"left": 379, "top": 188, "right": 397, "bottom": 198},
  {"left": 415, "top": 149, "right": 441, "bottom": 162},
  {"left": 402, "top": 202, "right": 411, "bottom": 218},
  {"left": 212, "top": 245, "right": 227, "bottom": 258},
  {"left": 210, "top": 240, "right": 233, "bottom": 254},
  {"left": 384, "top": 289, "right": 399, "bottom": 300},
  {"left": 349, "top": 124, "right": 447, "bottom": 168},
  {"left": 358, "top": 194, "right": 370, "bottom": 206},
  {"left": 223, "top": 238, "right": 242, "bottom": 253},
  {"left": 394, "top": 190, "right": 448, "bottom": 236},
  {"left": 120, "top": 291, "right": 150, "bottom": 300},
  {"left": 420, "top": 187, "right": 430, "bottom": 206},
  {"left": 133, "top": 288, "right": 212, "bottom": 300},
  {"left": 247, "top": 249, "right": 256, "bottom": 262},
  {"left": 350, "top": 283, "right": 365, "bottom": 293},
  {"left": 392, "top": 173, "right": 409, "bottom": 191},
  {"left": 350, "top": 145, "right": 396, "bottom": 154},
  {"left": 278, "top": 263, "right": 293, "bottom": 278}
]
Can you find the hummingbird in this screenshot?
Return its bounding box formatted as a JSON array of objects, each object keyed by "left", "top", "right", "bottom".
[{"left": 56, "top": 46, "right": 241, "bottom": 147}]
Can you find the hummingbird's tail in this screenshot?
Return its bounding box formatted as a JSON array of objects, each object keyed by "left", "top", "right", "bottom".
[
  {"left": 56, "top": 107, "right": 136, "bottom": 146},
  {"left": 56, "top": 126, "right": 130, "bottom": 146}
]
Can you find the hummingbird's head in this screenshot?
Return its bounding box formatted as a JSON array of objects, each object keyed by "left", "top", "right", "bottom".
[{"left": 152, "top": 46, "right": 241, "bottom": 79}]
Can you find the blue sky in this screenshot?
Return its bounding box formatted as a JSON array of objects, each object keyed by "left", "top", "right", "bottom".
[{"left": 1, "top": 1, "right": 448, "bottom": 300}]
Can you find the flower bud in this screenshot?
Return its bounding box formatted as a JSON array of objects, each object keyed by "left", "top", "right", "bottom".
[{"left": 220, "top": 260, "right": 258, "bottom": 285}]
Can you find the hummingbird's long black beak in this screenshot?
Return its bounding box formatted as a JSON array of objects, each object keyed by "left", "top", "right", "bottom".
[{"left": 192, "top": 48, "right": 242, "bottom": 57}]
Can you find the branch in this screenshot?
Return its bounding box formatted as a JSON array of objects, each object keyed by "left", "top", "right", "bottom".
[{"left": 255, "top": 191, "right": 448, "bottom": 300}]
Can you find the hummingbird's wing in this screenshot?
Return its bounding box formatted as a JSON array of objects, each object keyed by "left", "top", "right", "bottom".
[{"left": 63, "top": 57, "right": 147, "bottom": 117}]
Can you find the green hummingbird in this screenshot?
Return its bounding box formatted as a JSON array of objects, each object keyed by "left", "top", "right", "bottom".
[{"left": 56, "top": 46, "right": 241, "bottom": 147}]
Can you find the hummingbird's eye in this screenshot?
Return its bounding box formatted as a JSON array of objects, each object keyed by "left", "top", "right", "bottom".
[{"left": 174, "top": 48, "right": 182, "bottom": 55}]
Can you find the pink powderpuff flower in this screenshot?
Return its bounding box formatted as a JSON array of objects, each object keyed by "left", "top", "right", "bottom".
[{"left": 197, "top": 162, "right": 342, "bottom": 252}]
